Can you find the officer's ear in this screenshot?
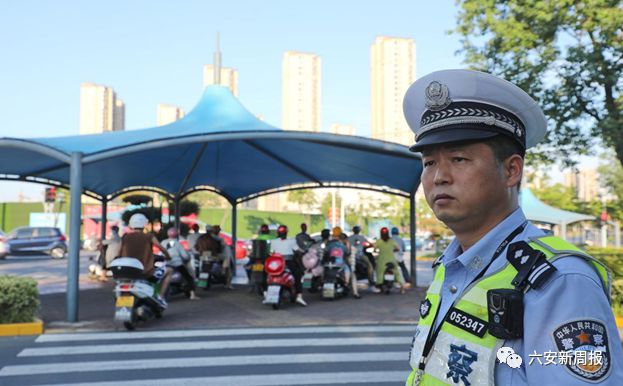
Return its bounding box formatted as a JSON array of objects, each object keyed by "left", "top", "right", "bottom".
[{"left": 503, "top": 154, "right": 523, "bottom": 190}]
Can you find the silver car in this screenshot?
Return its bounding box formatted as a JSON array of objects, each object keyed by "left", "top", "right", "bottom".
[{"left": 0, "top": 229, "right": 8, "bottom": 259}]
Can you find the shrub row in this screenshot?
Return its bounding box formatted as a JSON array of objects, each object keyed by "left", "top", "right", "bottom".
[{"left": 0, "top": 275, "right": 40, "bottom": 324}]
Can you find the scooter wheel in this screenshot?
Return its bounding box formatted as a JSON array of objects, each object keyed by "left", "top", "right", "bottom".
[
  {"left": 272, "top": 303, "right": 280, "bottom": 310},
  {"left": 123, "top": 321, "right": 135, "bottom": 331}
]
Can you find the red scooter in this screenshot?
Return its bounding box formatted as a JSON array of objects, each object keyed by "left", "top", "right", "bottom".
[{"left": 262, "top": 253, "right": 296, "bottom": 310}]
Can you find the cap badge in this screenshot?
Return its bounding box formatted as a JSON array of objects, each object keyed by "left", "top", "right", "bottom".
[{"left": 425, "top": 81, "right": 451, "bottom": 111}]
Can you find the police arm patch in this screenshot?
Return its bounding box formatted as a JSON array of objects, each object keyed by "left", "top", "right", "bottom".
[
  {"left": 552, "top": 319, "right": 611, "bottom": 382},
  {"left": 420, "top": 298, "right": 432, "bottom": 319}
]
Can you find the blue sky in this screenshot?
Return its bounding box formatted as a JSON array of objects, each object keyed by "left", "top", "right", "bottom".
[
  {"left": 0, "top": 0, "right": 597, "bottom": 203},
  {"left": 0, "top": 0, "right": 463, "bottom": 139}
]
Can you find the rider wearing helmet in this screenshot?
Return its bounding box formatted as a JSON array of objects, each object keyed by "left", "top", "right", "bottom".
[
  {"left": 162, "top": 227, "right": 199, "bottom": 300},
  {"left": 119, "top": 213, "right": 173, "bottom": 302},
  {"left": 320, "top": 228, "right": 331, "bottom": 244},
  {"left": 270, "top": 225, "right": 307, "bottom": 306},
  {"left": 390, "top": 226, "right": 411, "bottom": 287},
  {"left": 327, "top": 227, "right": 361, "bottom": 299},
  {"left": 373, "top": 227, "right": 405, "bottom": 294}
]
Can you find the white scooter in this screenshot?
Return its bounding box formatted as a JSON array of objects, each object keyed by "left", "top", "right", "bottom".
[{"left": 109, "top": 257, "right": 167, "bottom": 330}]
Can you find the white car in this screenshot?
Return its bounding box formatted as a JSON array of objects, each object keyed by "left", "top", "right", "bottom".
[{"left": 0, "top": 229, "right": 8, "bottom": 259}]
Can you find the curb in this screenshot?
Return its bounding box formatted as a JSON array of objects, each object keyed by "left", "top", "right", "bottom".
[{"left": 0, "top": 319, "right": 43, "bottom": 337}]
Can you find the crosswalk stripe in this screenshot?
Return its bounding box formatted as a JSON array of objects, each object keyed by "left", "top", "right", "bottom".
[
  {"left": 0, "top": 351, "right": 406, "bottom": 377},
  {"left": 37, "top": 370, "right": 408, "bottom": 386},
  {"left": 35, "top": 325, "right": 415, "bottom": 343},
  {"left": 19, "top": 336, "right": 411, "bottom": 357}
]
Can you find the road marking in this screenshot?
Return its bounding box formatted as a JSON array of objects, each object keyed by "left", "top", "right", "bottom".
[
  {"left": 37, "top": 371, "right": 408, "bottom": 385},
  {"left": 36, "top": 325, "right": 415, "bottom": 342},
  {"left": 20, "top": 336, "right": 410, "bottom": 356},
  {"left": 0, "top": 351, "right": 406, "bottom": 376}
]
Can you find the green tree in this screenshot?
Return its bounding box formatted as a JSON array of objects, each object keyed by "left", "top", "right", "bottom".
[
  {"left": 287, "top": 189, "right": 317, "bottom": 224},
  {"left": 532, "top": 183, "right": 583, "bottom": 212},
  {"left": 455, "top": 0, "right": 623, "bottom": 167},
  {"left": 416, "top": 198, "right": 452, "bottom": 238},
  {"left": 121, "top": 194, "right": 152, "bottom": 206}
]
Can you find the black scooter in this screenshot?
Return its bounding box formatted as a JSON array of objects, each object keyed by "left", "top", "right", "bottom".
[{"left": 381, "top": 262, "right": 396, "bottom": 294}]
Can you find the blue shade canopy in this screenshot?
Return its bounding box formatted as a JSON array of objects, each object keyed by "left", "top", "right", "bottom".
[
  {"left": 0, "top": 86, "right": 422, "bottom": 202},
  {"left": 520, "top": 188, "right": 595, "bottom": 225}
]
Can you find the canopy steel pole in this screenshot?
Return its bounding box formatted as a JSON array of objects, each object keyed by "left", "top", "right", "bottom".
[
  {"left": 410, "top": 190, "right": 417, "bottom": 287},
  {"left": 174, "top": 196, "right": 181, "bottom": 231},
  {"left": 67, "top": 152, "right": 83, "bottom": 322},
  {"left": 101, "top": 198, "right": 108, "bottom": 242},
  {"left": 331, "top": 189, "right": 336, "bottom": 228},
  {"left": 231, "top": 203, "right": 237, "bottom": 277}
]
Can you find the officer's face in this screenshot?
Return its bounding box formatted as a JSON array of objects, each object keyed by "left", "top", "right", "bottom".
[{"left": 421, "top": 142, "right": 517, "bottom": 232}]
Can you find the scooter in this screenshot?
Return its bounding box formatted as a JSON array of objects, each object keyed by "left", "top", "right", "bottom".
[
  {"left": 353, "top": 240, "right": 376, "bottom": 285},
  {"left": 109, "top": 257, "right": 167, "bottom": 331},
  {"left": 301, "top": 244, "right": 324, "bottom": 293},
  {"left": 263, "top": 253, "right": 296, "bottom": 310},
  {"left": 321, "top": 247, "right": 349, "bottom": 300},
  {"left": 249, "top": 239, "right": 269, "bottom": 295},
  {"left": 381, "top": 262, "right": 396, "bottom": 295},
  {"left": 196, "top": 252, "right": 227, "bottom": 290},
  {"left": 162, "top": 242, "right": 194, "bottom": 299}
]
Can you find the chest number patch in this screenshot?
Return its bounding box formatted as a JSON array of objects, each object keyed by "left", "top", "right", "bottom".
[{"left": 445, "top": 307, "right": 488, "bottom": 338}]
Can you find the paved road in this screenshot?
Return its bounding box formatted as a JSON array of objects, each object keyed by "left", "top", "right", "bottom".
[
  {"left": 0, "top": 252, "right": 103, "bottom": 294},
  {"left": 0, "top": 252, "right": 435, "bottom": 295},
  {"left": 0, "top": 324, "right": 412, "bottom": 386}
]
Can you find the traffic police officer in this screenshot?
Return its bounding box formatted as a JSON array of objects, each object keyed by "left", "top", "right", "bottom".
[{"left": 404, "top": 69, "right": 623, "bottom": 385}]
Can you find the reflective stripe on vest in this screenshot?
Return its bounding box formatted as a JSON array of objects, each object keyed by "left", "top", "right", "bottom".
[{"left": 406, "top": 236, "right": 612, "bottom": 386}]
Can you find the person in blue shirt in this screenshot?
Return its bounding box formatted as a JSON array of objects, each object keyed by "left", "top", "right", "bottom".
[{"left": 403, "top": 69, "right": 623, "bottom": 385}]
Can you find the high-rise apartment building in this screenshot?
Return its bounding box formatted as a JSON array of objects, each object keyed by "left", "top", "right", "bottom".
[
  {"left": 256, "top": 51, "right": 321, "bottom": 212},
  {"left": 564, "top": 169, "right": 600, "bottom": 202},
  {"left": 203, "top": 65, "right": 239, "bottom": 96},
  {"left": 79, "top": 83, "right": 125, "bottom": 134},
  {"left": 330, "top": 123, "right": 355, "bottom": 136},
  {"left": 157, "top": 104, "right": 185, "bottom": 126},
  {"left": 282, "top": 51, "right": 321, "bottom": 132},
  {"left": 370, "top": 36, "right": 416, "bottom": 146}
]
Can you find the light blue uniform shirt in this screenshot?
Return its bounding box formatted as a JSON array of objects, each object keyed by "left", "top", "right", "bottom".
[{"left": 432, "top": 208, "right": 623, "bottom": 385}]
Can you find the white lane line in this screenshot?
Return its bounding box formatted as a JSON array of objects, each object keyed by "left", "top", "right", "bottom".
[
  {"left": 37, "top": 371, "right": 408, "bottom": 386},
  {"left": 36, "top": 325, "right": 415, "bottom": 343},
  {"left": 20, "top": 336, "right": 410, "bottom": 357},
  {"left": 0, "top": 351, "right": 406, "bottom": 376}
]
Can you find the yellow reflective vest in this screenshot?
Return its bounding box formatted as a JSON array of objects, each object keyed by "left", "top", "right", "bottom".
[{"left": 406, "top": 236, "right": 611, "bottom": 386}]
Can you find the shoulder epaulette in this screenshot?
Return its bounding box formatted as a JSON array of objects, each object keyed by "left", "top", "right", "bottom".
[{"left": 506, "top": 241, "right": 557, "bottom": 290}]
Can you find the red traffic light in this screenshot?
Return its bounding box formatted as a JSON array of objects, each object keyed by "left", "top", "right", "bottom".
[{"left": 45, "top": 187, "right": 57, "bottom": 203}]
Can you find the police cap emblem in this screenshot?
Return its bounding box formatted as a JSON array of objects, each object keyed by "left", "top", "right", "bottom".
[{"left": 424, "top": 81, "right": 451, "bottom": 111}]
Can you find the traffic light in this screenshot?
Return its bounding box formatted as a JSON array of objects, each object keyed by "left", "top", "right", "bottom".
[{"left": 45, "top": 187, "right": 56, "bottom": 203}]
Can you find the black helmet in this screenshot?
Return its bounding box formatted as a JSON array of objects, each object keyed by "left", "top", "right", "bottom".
[
  {"left": 259, "top": 224, "right": 269, "bottom": 234},
  {"left": 277, "top": 225, "right": 288, "bottom": 238},
  {"left": 353, "top": 225, "right": 361, "bottom": 234},
  {"left": 321, "top": 228, "right": 330, "bottom": 240}
]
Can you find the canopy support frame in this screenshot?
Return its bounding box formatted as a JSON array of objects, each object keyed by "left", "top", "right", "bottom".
[{"left": 67, "top": 152, "right": 83, "bottom": 323}]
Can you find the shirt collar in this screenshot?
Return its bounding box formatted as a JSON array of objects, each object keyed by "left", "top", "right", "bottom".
[{"left": 442, "top": 208, "right": 527, "bottom": 272}]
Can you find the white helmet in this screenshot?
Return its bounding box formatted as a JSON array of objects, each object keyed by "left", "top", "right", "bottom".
[{"left": 128, "top": 213, "right": 149, "bottom": 229}]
